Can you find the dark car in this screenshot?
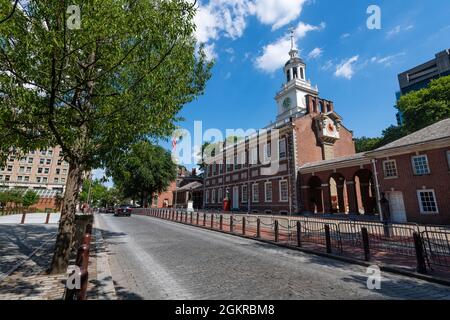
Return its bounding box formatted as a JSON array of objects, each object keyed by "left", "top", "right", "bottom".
[{"left": 114, "top": 204, "right": 132, "bottom": 217}]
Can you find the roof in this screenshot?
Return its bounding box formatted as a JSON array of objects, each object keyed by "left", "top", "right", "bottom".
[
  {"left": 176, "top": 181, "right": 203, "bottom": 191},
  {"left": 370, "top": 118, "right": 450, "bottom": 152},
  {"left": 299, "top": 153, "right": 367, "bottom": 171}
]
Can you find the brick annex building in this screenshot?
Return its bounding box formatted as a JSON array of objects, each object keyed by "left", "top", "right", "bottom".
[{"left": 203, "top": 35, "right": 450, "bottom": 225}]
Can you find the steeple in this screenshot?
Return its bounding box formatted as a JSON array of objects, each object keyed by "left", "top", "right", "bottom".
[{"left": 289, "top": 28, "right": 299, "bottom": 59}]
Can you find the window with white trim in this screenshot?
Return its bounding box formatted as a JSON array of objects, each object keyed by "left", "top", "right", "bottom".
[
  {"left": 205, "top": 190, "right": 209, "bottom": 204},
  {"left": 279, "top": 138, "right": 286, "bottom": 159},
  {"left": 265, "top": 181, "right": 272, "bottom": 202},
  {"left": 279, "top": 180, "right": 289, "bottom": 202},
  {"left": 417, "top": 190, "right": 438, "bottom": 214},
  {"left": 219, "top": 163, "right": 224, "bottom": 174},
  {"left": 411, "top": 155, "right": 430, "bottom": 175},
  {"left": 383, "top": 160, "right": 398, "bottom": 178},
  {"left": 252, "top": 183, "right": 259, "bottom": 203},
  {"left": 211, "top": 189, "right": 216, "bottom": 203},
  {"left": 242, "top": 185, "right": 248, "bottom": 203},
  {"left": 212, "top": 163, "right": 216, "bottom": 176}
]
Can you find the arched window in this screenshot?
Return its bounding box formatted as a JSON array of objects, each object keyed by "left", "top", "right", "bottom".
[
  {"left": 300, "top": 68, "right": 304, "bottom": 79},
  {"left": 312, "top": 100, "right": 317, "bottom": 113},
  {"left": 286, "top": 71, "right": 290, "bottom": 82},
  {"left": 293, "top": 67, "right": 298, "bottom": 79}
]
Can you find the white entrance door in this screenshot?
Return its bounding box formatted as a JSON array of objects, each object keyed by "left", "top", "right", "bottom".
[
  {"left": 233, "top": 186, "right": 239, "bottom": 209},
  {"left": 387, "top": 191, "right": 407, "bottom": 223}
]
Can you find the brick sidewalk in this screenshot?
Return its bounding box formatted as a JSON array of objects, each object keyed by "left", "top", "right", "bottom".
[{"left": 0, "top": 239, "right": 66, "bottom": 300}]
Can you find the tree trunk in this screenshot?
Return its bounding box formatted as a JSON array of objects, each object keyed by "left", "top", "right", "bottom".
[
  {"left": 143, "top": 191, "right": 149, "bottom": 208},
  {"left": 49, "top": 162, "right": 84, "bottom": 274}
]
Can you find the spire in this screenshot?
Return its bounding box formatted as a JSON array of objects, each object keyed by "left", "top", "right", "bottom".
[{"left": 289, "top": 28, "right": 298, "bottom": 59}]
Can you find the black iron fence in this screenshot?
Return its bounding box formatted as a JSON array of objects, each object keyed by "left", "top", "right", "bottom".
[{"left": 133, "top": 208, "right": 450, "bottom": 275}]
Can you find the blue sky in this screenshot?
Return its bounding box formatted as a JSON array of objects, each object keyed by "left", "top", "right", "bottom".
[
  {"left": 95, "top": 0, "right": 450, "bottom": 181},
  {"left": 173, "top": 0, "right": 449, "bottom": 141}
]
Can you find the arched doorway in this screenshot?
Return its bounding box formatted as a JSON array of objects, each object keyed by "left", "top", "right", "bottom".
[
  {"left": 353, "top": 169, "right": 377, "bottom": 215},
  {"left": 307, "top": 176, "right": 323, "bottom": 213},
  {"left": 329, "top": 173, "right": 347, "bottom": 213}
]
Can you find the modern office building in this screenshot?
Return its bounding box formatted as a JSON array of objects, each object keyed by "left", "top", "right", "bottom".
[
  {"left": 0, "top": 146, "right": 69, "bottom": 210},
  {"left": 395, "top": 49, "right": 450, "bottom": 125}
]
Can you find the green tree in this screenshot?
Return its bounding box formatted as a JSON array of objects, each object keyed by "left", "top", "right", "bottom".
[
  {"left": 354, "top": 137, "right": 382, "bottom": 153},
  {"left": 22, "top": 190, "right": 40, "bottom": 208},
  {"left": 108, "top": 141, "right": 177, "bottom": 208},
  {"left": 79, "top": 179, "right": 108, "bottom": 208},
  {"left": 397, "top": 75, "right": 450, "bottom": 133},
  {"left": 0, "top": 0, "right": 211, "bottom": 273}
]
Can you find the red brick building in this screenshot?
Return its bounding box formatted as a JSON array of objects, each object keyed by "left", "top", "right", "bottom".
[{"left": 202, "top": 32, "right": 450, "bottom": 225}]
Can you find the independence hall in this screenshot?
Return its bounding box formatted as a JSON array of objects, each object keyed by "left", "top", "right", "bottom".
[{"left": 202, "top": 35, "right": 450, "bottom": 225}]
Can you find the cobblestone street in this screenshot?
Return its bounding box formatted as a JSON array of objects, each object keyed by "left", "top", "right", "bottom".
[{"left": 97, "top": 214, "right": 450, "bottom": 300}]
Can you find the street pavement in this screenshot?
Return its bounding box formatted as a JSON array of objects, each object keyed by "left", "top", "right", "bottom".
[{"left": 96, "top": 213, "right": 450, "bottom": 300}]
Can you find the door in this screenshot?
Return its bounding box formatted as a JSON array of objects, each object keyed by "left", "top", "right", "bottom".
[
  {"left": 232, "top": 186, "right": 239, "bottom": 209},
  {"left": 387, "top": 191, "right": 407, "bottom": 223}
]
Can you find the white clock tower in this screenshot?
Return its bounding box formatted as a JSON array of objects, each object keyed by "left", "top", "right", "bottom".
[{"left": 275, "top": 30, "right": 319, "bottom": 122}]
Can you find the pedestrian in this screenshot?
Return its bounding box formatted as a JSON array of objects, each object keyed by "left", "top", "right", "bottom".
[{"left": 380, "top": 192, "right": 391, "bottom": 223}]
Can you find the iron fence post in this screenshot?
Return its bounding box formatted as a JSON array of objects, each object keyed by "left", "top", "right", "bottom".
[
  {"left": 257, "top": 218, "right": 261, "bottom": 238},
  {"left": 190, "top": 212, "right": 193, "bottom": 224},
  {"left": 203, "top": 213, "right": 206, "bottom": 226},
  {"left": 230, "top": 215, "right": 234, "bottom": 233},
  {"left": 361, "top": 227, "right": 371, "bottom": 261},
  {"left": 242, "top": 217, "right": 246, "bottom": 235},
  {"left": 274, "top": 220, "right": 279, "bottom": 242},
  {"left": 220, "top": 215, "right": 223, "bottom": 230},
  {"left": 297, "top": 221, "right": 302, "bottom": 247},
  {"left": 413, "top": 232, "right": 427, "bottom": 274},
  {"left": 211, "top": 214, "right": 214, "bottom": 228},
  {"left": 324, "top": 224, "right": 332, "bottom": 253}
]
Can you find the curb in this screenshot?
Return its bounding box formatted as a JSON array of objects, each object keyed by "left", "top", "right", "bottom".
[
  {"left": 91, "top": 215, "right": 117, "bottom": 300},
  {"left": 143, "top": 214, "right": 450, "bottom": 288}
]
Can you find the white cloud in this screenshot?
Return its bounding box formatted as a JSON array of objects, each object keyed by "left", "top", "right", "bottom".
[
  {"left": 308, "top": 47, "right": 323, "bottom": 60},
  {"left": 371, "top": 52, "right": 405, "bottom": 66},
  {"left": 203, "top": 43, "right": 218, "bottom": 61},
  {"left": 255, "top": 21, "right": 326, "bottom": 73},
  {"left": 340, "top": 33, "right": 351, "bottom": 39},
  {"left": 386, "top": 24, "right": 414, "bottom": 39},
  {"left": 253, "top": 0, "right": 308, "bottom": 30},
  {"left": 193, "top": 0, "right": 311, "bottom": 61},
  {"left": 320, "top": 60, "right": 334, "bottom": 71},
  {"left": 334, "top": 55, "right": 359, "bottom": 80}
]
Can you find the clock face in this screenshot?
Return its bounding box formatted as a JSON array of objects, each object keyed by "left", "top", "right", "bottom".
[
  {"left": 282, "top": 97, "right": 292, "bottom": 110},
  {"left": 326, "top": 122, "right": 335, "bottom": 134}
]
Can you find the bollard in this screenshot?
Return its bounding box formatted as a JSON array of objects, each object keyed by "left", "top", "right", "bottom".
[
  {"left": 230, "top": 215, "right": 234, "bottom": 233},
  {"left": 413, "top": 232, "right": 427, "bottom": 274},
  {"left": 242, "top": 217, "right": 246, "bottom": 235},
  {"left": 45, "top": 212, "right": 51, "bottom": 224},
  {"left": 256, "top": 218, "right": 261, "bottom": 238},
  {"left": 197, "top": 212, "right": 199, "bottom": 225},
  {"left": 220, "top": 215, "right": 223, "bottom": 230},
  {"left": 185, "top": 212, "right": 188, "bottom": 223},
  {"left": 211, "top": 214, "right": 214, "bottom": 228},
  {"left": 296, "top": 221, "right": 302, "bottom": 247},
  {"left": 274, "top": 220, "right": 279, "bottom": 242},
  {"left": 176, "top": 211, "right": 179, "bottom": 221},
  {"left": 361, "top": 227, "right": 371, "bottom": 261},
  {"left": 203, "top": 213, "right": 206, "bottom": 226},
  {"left": 20, "top": 212, "right": 26, "bottom": 224},
  {"left": 324, "top": 224, "right": 332, "bottom": 253},
  {"left": 190, "top": 212, "right": 193, "bottom": 224}
]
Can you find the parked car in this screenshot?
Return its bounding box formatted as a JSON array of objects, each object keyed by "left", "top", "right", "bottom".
[
  {"left": 114, "top": 204, "right": 132, "bottom": 217},
  {"left": 105, "top": 206, "right": 115, "bottom": 214}
]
